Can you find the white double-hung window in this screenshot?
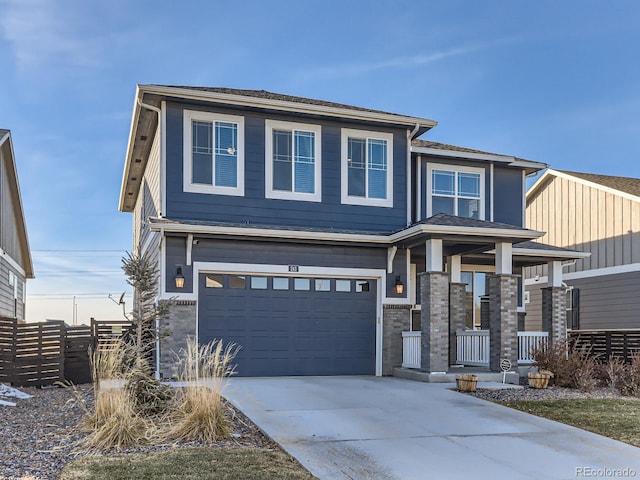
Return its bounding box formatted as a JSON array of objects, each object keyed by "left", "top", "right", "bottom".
[
  {"left": 427, "top": 164, "right": 484, "bottom": 219},
  {"left": 341, "top": 129, "right": 393, "bottom": 207},
  {"left": 183, "top": 110, "right": 244, "bottom": 196},
  {"left": 265, "top": 120, "right": 321, "bottom": 202}
]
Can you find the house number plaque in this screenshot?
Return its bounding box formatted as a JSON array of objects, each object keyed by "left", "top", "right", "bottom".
[{"left": 288, "top": 265, "right": 299, "bottom": 272}]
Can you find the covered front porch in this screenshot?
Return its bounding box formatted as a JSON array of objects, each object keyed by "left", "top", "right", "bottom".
[{"left": 382, "top": 215, "right": 588, "bottom": 379}]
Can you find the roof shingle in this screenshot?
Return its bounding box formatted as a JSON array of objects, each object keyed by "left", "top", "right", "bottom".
[
  {"left": 153, "top": 85, "right": 424, "bottom": 120},
  {"left": 557, "top": 170, "right": 640, "bottom": 198}
]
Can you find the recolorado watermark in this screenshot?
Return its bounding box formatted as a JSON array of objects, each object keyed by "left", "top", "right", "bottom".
[{"left": 576, "top": 467, "right": 637, "bottom": 478}]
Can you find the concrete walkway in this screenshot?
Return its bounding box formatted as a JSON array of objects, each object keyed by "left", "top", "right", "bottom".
[{"left": 224, "top": 376, "right": 640, "bottom": 480}]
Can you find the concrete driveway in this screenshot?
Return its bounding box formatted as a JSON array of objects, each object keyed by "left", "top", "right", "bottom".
[{"left": 224, "top": 376, "right": 640, "bottom": 480}]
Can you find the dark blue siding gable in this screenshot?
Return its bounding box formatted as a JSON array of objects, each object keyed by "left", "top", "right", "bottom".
[
  {"left": 165, "top": 102, "right": 408, "bottom": 233},
  {"left": 493, "top": 166, "right": 524, "bottom": 226},
  {"left": 417, "top": 156, "right": 525, "bottom": 227}
]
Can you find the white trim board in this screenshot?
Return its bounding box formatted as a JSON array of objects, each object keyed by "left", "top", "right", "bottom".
[
  {"left": 0, "top": 250, "right": 26, "bottom": 278},
  {"left": 527, "top": 168, "right": 640, "bottom": 205},
  {"left": 150, "top": 218, "right": 543, "bottom": 244},
  {"left": 524, "top": 262, "right": 640, "bottom": 285},
  {"left": 172, "top": 261, "right": 388, "bottom": 377}
]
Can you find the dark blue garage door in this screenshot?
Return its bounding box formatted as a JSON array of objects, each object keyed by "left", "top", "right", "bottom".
[{"left": 198, "top": 273, "right": 377, "bottom": 376}]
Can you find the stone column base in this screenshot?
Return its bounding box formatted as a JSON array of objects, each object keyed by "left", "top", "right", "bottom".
[
  {"left": 542, "top": 287, "right": 567, "bottom": 346},
  {"left": 449, "top": 283, "right": 466, "bottom": 366},
  {"left": 159, "top": 300, "right": 197, "bottom": 379},
  {"left": 488, "top": 275, "right": 519, "bottom": 372},
  {"left": 382, "top": 304, "right": 411, "bottom": 375},
  {"left": 420, "top": 272, "right": 449, "bottom": 373}
]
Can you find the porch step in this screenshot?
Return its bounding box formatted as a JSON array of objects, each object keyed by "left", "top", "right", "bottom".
[{"left": 393, "top": 367, "right": 520, "bottom": 385}]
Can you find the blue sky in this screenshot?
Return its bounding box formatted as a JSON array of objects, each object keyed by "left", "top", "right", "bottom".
[{"left": 0, "top": 0, "right": 638, "bottom": 323}]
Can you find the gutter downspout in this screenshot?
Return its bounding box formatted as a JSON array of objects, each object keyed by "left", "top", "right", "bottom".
[
  {"left": 407, "top": 123, "right": 420, "bottom": 226},
  {"left": 137, "top": 97, "right": 161, "bottom": 116}
]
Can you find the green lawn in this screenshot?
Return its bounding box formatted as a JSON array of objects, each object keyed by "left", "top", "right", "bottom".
[
  {"left": 505, "top": 399, "right": 640, "bottom": 447},
  {"left": 59, "top": 447, "right": 317, "bottom": 480}
]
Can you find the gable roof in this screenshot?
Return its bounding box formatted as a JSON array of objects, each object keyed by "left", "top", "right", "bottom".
[
  {"left": 120, "top": 84, "right": 438, "bottom": 212},
  {"left": 0, "top": 130, "right": 34, "bottom": 278},
  {"left": 527, "top": 168, "right": 640, "bottom": 203},
  {"left": 556, "top": 170, "right": 640, "bottom": 198},
  {"left": 411, "top": 139, "right": 547, "bottom": 173}
]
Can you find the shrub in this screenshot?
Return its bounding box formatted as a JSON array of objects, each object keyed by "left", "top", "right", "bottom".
[
  {"left": 164, "top": 339, "right": 239, "bottom": 443},
  {"left": 532, "top": 340, "right": 600, "bottom": 391},
  {"left": 617, "top": 351, "right": 640, "bottom": 397},
  {"left": 599, "top": 355, "right": 627, "bottom": 390}
]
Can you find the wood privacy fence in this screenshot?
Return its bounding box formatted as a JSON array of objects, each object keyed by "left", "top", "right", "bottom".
[
  {"left": 569, "top": 329, "right": 640, "bottom": 363},
  {"left": 0, "top": 316, "right": 133, "bottom": 387}
]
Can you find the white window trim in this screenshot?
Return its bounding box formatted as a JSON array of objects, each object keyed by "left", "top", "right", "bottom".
[
  {"left": 183, "top": 109, "right": 245, "bottom": 196},
  {"left": 341, "top": 128, "right": 394, "bottom": 208},
  {"left": 265, "top": 119, "right": 322, "bottom": 202},
  {"left": 426, "top": 163, "right": 485, "bottom": 220}
]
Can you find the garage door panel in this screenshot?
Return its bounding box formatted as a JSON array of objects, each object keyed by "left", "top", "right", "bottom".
[{"left": 199, "top": 273, "right": 376, "bottom": 376}]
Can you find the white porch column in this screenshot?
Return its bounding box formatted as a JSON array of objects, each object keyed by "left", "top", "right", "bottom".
[
  {"left": 548, "top": 260, "right": 563, "bottom": 287},
  {"left": 425, "top": 239, "right": 443, "bottom": 272},
  {"left": 449, "top": 255, "right": 462, "bottom": 283},
  {"left": 495, "top": 242, "right": 513, "bottom": 274}
]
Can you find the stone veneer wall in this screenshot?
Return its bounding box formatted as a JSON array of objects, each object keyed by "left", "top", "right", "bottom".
[
  {"left": 382, "top": 304, "right": 411, "bottom": 375},
  {"left": 420, "top": 272, "right": 450, "bottom": 373},
  {"left": 159, "top": 300, "right": 197, "bottom": 379},
  {"left": 449, "top": 283, "right": 466, "bottom": 366},
  {"left": 542, "top": 286, "right": 567, "bottom": 346},
  {"left": 488, "top": 275, "right": 519, "bottom": 372}
]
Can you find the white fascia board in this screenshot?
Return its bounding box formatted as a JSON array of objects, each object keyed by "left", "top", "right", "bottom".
[
  {"left": 525, "top": 262, "right": 640, "bottom": 285},
  {"left": 119, "top": 87, "right": 144, "bottom": 212},
  {"left": 527, "top": 168, "right": 640, "bottom": 204},
  {"left": 511, "top": 247, "right": 591, "bottom": 259},
  {"left": 410, "top": 146, "right": 515, "bottom": 164},
  {"left": 391, "top": 224, "right": 544, "bottom": 242},
  {"left": 139, "top": 84, "right": 437, "bottom": 130},
  {"left": 150, "top": 220, "right": 543, "bottom": 244},
  {"left": 509, "top": 159, "right": 547, "bottom": 171}
]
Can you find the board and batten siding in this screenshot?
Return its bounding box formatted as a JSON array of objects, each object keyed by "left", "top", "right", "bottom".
[
  {"left": 526, "top": 175, "right": 640, "bottom": 277},
  {"left": 164, "top": 102, "right": 408, "bottom": 233},
  {"left": 0, "top": 143, "right": 27, "bottom": 268}
]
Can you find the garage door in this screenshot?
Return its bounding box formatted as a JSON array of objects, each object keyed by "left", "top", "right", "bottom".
[{"left": 198, "top": 273, "right": 377, "bottom": 376}]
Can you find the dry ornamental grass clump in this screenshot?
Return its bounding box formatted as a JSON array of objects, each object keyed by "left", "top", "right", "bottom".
[
  {"left": 164, "top": 339, "right": 239, "bottom": 443},
  {"left": 82, "top": 338, "right": 239, "bottom": 450}
]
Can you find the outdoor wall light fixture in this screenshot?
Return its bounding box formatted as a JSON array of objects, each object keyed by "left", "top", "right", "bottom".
[
  {"left": 394, "top": 275, "right": 404, "bottom": 295},
  {"left": 175, "top": 267, "right": 185, "bottom": 289}
]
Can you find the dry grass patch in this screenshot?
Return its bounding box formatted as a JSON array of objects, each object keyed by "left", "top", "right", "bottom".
[
  {"left": 505, "top": 398, "right": 640, "bottom": 447},
  {"left": 58, "top": 447, "right": 316, "bottom": 480}
]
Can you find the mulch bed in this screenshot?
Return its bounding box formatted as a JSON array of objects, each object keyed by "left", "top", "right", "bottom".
[
  {"left": 0, "top": 384, "right": 278, "bottom": 480},
  {"left": 467, "top": 384, "right": 635, "bottom": 403}
]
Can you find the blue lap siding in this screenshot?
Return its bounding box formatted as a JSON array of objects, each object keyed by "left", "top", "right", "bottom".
[{"left": 164, "top": 102, "right": 409, "bottom": 233}]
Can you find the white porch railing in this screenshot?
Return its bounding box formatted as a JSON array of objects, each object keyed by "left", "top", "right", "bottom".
[
  {"left": 400, "top": 330, "right": 549, "bottom": 369},
  {"left": 402, "top": 331, "right": 421, "bottom": 369},
  {"left": 518, "top": 332, "right": 548, "bottom": 365},
  {"left": 456, "top": 330, "right": 490, "bottom": 366}
]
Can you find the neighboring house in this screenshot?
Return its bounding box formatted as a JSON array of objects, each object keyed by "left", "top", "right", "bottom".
[
  {"left": 0, "top": 130, "right": 34, "bottom": 320},
  {"left": 119, "top": 85, "right": 584, "bottom": 379},
  {"left": 525, "top": 169, "right": 640, "bottom": 330}
]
